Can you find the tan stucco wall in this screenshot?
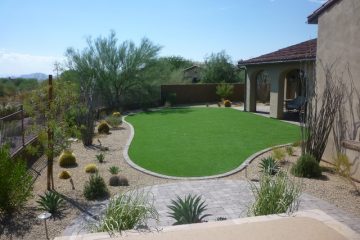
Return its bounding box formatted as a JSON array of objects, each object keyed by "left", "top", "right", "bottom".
[{"left": 316, "top": 0, "right": 360, "bottom": 179}]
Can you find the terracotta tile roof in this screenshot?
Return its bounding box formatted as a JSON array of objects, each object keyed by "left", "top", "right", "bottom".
[
  {"left": 239, "top": 39, "right": 317, "bottom": 66},
  {"left": 308, "top": 0, "right": 341, "bottom": 24}
]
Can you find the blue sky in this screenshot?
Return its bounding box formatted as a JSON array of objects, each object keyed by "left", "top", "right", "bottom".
[{"left": 0, "top": 0, "right": 325, "bottom": 76}]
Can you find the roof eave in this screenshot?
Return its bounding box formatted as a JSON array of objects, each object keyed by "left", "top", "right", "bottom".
[{"left": 238, "top": 58, "right": 316, "bottom": 67}]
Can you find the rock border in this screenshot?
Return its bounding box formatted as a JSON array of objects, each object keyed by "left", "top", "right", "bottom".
[{"left": 122, "top": 114, "right": 293, "bottom": 180}]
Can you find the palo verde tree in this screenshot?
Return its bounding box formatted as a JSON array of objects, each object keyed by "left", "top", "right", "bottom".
[
  {"left": 24, "top": 76, "right": 79, "bottom": 190},
  {"left": 66, "top": 31, "right": 161, "bottom": 144}
]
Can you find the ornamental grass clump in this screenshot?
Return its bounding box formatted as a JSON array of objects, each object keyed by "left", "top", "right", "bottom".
[
  {"left": 167, "top": 194, "right": 211, "bottom": 225},
  {"left": 291, "top": 154, "right": 322, "bottom": 178},
  {"left": 92, "top": 189, "right": 158, "bottom": 234},
  {"left": 248, "top": 172, "right": 302, "bottom": 216},
  {"left": 272, "top": 148, "right": 286, "bottom": 162}
]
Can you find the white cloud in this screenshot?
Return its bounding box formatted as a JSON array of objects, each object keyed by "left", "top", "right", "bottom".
[
  {"left": 308, "top": 0, "right": 326, "bottom": 4},
  {"left": 0, "top": 50, "right": 64, "bottom": 76}
]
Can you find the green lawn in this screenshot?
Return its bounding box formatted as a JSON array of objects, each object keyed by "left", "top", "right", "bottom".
[{"left": 126, "top": 107, "right": 300, "bottom": 177}]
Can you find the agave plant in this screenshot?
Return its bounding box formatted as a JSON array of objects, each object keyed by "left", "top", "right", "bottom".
[
  {"left": 36, "top": 191, "right": 64, "bottom": 215},
  {"left": 167, "top": 194, "right": 211, "bottom": 225},
  {"left": 259, "top": 157, "right": 280, "bottom": 175}
]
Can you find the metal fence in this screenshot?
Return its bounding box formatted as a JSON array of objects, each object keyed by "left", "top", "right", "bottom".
[{"left": 0, "top": 105, "right": 38, "bottom": 157}]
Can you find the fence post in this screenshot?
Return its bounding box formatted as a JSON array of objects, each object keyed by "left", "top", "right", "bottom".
[{"left": 21, "top": 105, "right": 25, "bottom": 147}]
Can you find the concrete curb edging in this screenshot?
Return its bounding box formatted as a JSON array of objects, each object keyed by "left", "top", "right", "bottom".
[{"left": 122, "top": 114, "right": 293, "bottom": 180}]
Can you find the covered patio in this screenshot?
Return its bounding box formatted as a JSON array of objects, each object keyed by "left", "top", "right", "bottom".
[{"left": 238, "top": 39, "right": 317, "bottom": 119}]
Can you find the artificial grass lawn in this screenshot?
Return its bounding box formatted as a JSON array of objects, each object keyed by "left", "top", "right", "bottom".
[{"left": 126, "top": 107, "right": 300, "bottom": 177}]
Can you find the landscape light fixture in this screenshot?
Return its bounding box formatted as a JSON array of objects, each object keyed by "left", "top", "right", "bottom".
[{"left": 37, "top": 212, "right": 51, "bottom": 240}]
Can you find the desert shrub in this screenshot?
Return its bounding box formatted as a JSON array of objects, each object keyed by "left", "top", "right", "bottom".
[
  {"left": 291, "top": 154, "right": 322, "bottom": 178},
  {"left": 223, "top": 100, "right": 232, "bottom": 107},
  {"left": 292, "top": 141, "right": 301, "bottom": 147},
  {"left": 97, "top": 121, "right": 110, "bottom": 134},
  {"left": 83, "top": 173, "right": 109, "bottom": 200},
  {"left": 272, "top": 148, "right": 286, "bottom": 162},
  {"left": 36, "top": 191, "right": 64, "bottom": 215},
  {"left": 85, "top": 163, "right": 98, "bottom": 173},
  {"left": 0, "top": 145, "right": 33, "bottom": 213},
  {"left": 108, "top": 166, "right": 120, "bottom": 175},
  {"left": 216, "top": 82, "right": 234, "bottom": 100},
  {"left": 259, "top": 157, "right": 279, "bottom": 175},
  {"left": 248, "top": 172, "right": 301, "bottom": 216},
  {"left": 59, "top": 150, "right": 77, "bottom": 167},
  {"left": 112, "top": 112, "right": 121, "bottom": 117},
  {"left": 95, "top": 153, "right": 105, "bottom": 163},
  {"left": 334, "top": 153, "right": 351, "bottom": 177},
  {"left": 93, "top": 190, "right": 158, "bottom": 234},
  {"left": 333, "top": 153, "right": 359, "bottom": 194},
  {"left": 167, "top": 194, "right": 211, "bottom": 225},
  {"left": 285, "top": 146, "right": 294, "bottom": 156},
  {"left": 109, "top": 175, "right": 129, "bottom": 186},
  {"left": 106, "top": 115, "right": 122, "bottom": 128},
  {"left": 58, "top": 170, "right": 71, "bottom": 179}
]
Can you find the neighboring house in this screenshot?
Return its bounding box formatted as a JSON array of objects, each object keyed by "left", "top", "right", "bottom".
[
  {"left": 238, "top": 39, "right": 316, "bottom": 118},
  {"left": 308, "top": 0, "right": 360, "bottom": 179},
  {"left": 183, "top": 65, "right": 202, "bottom": 83}
]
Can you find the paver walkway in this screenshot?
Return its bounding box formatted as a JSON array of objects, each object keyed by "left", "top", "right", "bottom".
[{"left": 63, "top": 180, "right": 360, "bottom": 236}]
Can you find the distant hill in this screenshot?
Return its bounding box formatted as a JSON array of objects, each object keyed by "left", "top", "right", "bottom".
[{"left": 18, "top": 73, "right": 48, "bottom": 81}]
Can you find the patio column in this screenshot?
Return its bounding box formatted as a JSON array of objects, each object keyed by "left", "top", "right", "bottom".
[
  {"left": 269, "top": 70, "right": 284, "bottom": 119},
  {"left": 246, "top": 69, "right": 256, "bottom": 112}
]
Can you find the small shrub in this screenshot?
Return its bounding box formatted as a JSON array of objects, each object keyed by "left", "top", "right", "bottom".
[
  {"left": 334, "top": 153, "right": 359, "bottom": 194},
  {"left": 292, "top": 141, "right": 301, "bottom": 147},
  {"left": 36, "top": 191, "right": 64, "bottom": 215},
  {"left": 92, "top": 189, "right": 158, "bottom": 234},
  {"left": 285, "top": 146, "right": 294, "bottom": 156},
  {"left": 95, "top": 153, "right": 105, "bottom": 163},
  {"left": 109, "top": 175, "right": 129, "bottom": 186},
  {"left": 112, "top": 112, "right": 121, "bottom": 117},
  {"left": 291, "top": 154, "right": 322, "bottom": 178},
  {"left": 334, "top": 153, "right": 351, "bottom": 177},
  {"left": 167, "top": 194, "right": 211, "bottom": 225},
  {"left": 58, "top": 170, "right": 71, "bottom": 179},
  {"left": 223, "top": 100, "right": 231, "bottom": 107},
  {"left": 106, "top": 115, "right": 122, "bottom": 128},
  {"left": 216, "top": 82, "right": 234, "bottom": 100},
  {"left": 0, "top": 145, "right": 33, "bottom": 213},
  {"left": 98, "top": 121, "right": 110, "bottom": 134},
  {"left": 259, "top": 157, "right": 279, "bottom": 175},
  {"left": 59, "top": 150, "right": 77, "bottom": 167},
  {"left": 108, "top": 166, "right": 120, "bottom": 175},
  {"left": 272, "top": 148, "right": 286, "bottom": 162},
  {"left": 83, "top": 173, "right": 109, "bottom": 200},
  {"left": 85, "top": 163, "right": 98, "bottom": 173},
  {"left": 248, "top": 172, "right": 301, "bottom": 216}
]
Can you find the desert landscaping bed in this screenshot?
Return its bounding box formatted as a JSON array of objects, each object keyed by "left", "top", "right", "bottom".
[{"left": 1, "top": 113, "right": 359, "bottom": 240}]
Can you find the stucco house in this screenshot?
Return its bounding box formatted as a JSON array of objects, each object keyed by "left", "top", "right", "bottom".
[
  {"left": 308, "top": 0, "right": 360, "bottom": 180},
  {"left": 239, "top": 0, "right": 359, "bottom": 180}
]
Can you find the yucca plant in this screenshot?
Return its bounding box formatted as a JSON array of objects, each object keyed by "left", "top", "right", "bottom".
[
  {"left": 259, "top": 157, "right": 280, "bottom": 175},
  {"left": 167, "top": 194, "right": 211, "bottom": 225},
  {"left": 108, "top": 166, "right": 120, "bottom": 175},
  {"left": 95, "top": 153, "right": 105, "bottom": 163},
  {"left": 36, "top": 191, "right": 64, "bottom": 215},
  {"left": 92, "top": 189, "right": 158, "bottom": 234}
]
